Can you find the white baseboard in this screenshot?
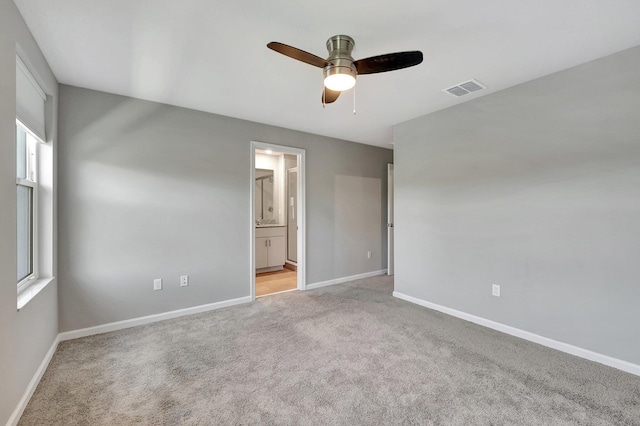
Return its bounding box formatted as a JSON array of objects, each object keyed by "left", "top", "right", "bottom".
[
  {"left": 59, "top": 296, "right": 252, "bottom": 341},
  {"left": 7, "top": 335, "right": 60, "bottom": 426},
  {"left": 306, "top": 269, "right": 388, "bottom": 290},
  {"left": 393, "top": 291, "right": 640, "bottom": 377}
]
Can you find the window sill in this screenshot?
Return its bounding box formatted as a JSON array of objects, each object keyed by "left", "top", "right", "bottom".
[{"left": 17, "top": 276, "right": 55, "bottom": 311}]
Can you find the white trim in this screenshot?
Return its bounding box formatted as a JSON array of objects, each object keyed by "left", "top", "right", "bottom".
[
  {"left": 296, "top": 152, "right": 306, "bottom": 292},
  {"left": 250, "top": 146, "right": 256, "bottom": 301},
  {"left": 393, "top": 291, "right": 640, "bottom": 377},
  {"left": 17, "top": 276, "right": 55, "bottom": 310},
  {"left": 306, "top": 269, "right": 388, "bottom": 290},
  {"left": 6, "top": 335, "right": 60, "bottom": 426},
  {"left": 16, "top": 178, "right": 36, "bottom": 188},
  {"left": 250, "top": 141, "right": 306, "bottom": 301},
  {"left": 16, "top": 121, "right": 42, "bottom": 292},
  {"left": 387, "top": 163, "right": 394, "bottom": 276},
  {"left": 59, "top": 296, "right": 252, "bottom": 341}
]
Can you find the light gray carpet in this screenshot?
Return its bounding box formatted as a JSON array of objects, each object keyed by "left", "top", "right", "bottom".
[{"left": 19, "top": 276, "right": 640, "bottom": 425}]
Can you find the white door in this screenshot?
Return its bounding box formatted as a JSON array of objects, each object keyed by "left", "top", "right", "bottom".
[{"left": 387, "top": 164, "right": 394, "bottom": 275}]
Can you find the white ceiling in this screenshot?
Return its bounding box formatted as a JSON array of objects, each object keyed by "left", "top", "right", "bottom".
[{"left": 14, "top": 0, "right": 640, "bottom": 148}]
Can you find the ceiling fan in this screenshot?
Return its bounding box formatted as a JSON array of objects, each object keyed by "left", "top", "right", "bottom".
[{"left": 267, "top": 35, "right": 423, "bottom": 105}]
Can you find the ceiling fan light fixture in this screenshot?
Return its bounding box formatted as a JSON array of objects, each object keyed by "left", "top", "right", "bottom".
[
  {"left": 323, "top": 65, "right": 356, "bottom": 91},
  {"left": 267, "top": 35, "right": 423, "bottom": 105}
]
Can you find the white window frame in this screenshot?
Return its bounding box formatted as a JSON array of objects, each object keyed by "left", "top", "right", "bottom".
[{"left": 16, "top": 119, "right": 40, "bottom": 290}]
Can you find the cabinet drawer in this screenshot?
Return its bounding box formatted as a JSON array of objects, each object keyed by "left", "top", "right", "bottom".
[{"left": 256, "top": 226, "right": 286, "bottom": 238}]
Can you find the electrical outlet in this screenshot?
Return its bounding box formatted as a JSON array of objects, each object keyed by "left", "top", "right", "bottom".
[
  {"left": 492, "top": 284, "right": 500, "bottom": 297},
  {"left": 154, "top": 279, "right": 162, "bottom": 291},
  {"left": 367, "top": 251, "right": 372, "bottom": 259},
  {"left": 180, "top": 275, "right": 189, "bottom": 287}
]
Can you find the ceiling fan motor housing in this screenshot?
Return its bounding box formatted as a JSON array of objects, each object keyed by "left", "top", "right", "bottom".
[{"left": 324, "top": 35, "right": 357, "bottom": 84}]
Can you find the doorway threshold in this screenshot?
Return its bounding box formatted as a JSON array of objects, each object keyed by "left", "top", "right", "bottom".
[{"left": 256, "top": 288, "right": 298, "bottom": 298}]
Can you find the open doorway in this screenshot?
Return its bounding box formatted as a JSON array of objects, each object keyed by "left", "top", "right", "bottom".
[{"left": 250, "top": 142, "right": 305, "bottom": 299}]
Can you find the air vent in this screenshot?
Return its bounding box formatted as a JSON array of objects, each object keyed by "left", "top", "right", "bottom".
[{"left": 444, "top": 79, "right": 486, "bottom": 97}]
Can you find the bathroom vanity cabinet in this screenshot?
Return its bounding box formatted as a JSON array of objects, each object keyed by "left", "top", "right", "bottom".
[{"left": 256, "top": 226, "right": 286, "bottom": 271}]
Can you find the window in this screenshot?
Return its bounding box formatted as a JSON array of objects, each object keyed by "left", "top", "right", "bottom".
[
  {"left": 15, "top": 54, "right": 54, "bottom": 309},
  {"left": 16, "top": 121, "right": 41, "bottom": 287}
]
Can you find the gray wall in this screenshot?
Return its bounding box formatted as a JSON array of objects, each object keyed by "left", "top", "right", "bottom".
[
  {"left": 58, "top": 85, "right": 392, "bottom": 332},
  {"left": 393, "top": 46, "right": 640, "bottom": 365},
  {"left": 0, "top": 0, "right": 58, "bottom": 423}
]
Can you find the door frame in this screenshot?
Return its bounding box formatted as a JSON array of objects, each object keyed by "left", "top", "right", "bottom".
[
  {"left": 387, "top": 163, "right": 394, "bottom": 275},
  {"left": 250, "top": 141, "right": 306, "bottom": 301}
]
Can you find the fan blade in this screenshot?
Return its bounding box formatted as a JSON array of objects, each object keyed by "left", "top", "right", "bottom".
[
  {"left": 267, "top": 42, "right": 328, "bottom": 68},
  {"left": 354, "top": 51, "right": 423, "bottom": 75},
  {"left": 322, "top": 88, "right": 341, "bottom": 104}
]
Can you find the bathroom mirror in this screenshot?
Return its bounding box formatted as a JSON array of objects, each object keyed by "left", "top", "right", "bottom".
[{"left": 255, "top": 169, "right": 275, "bottom": 223}]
